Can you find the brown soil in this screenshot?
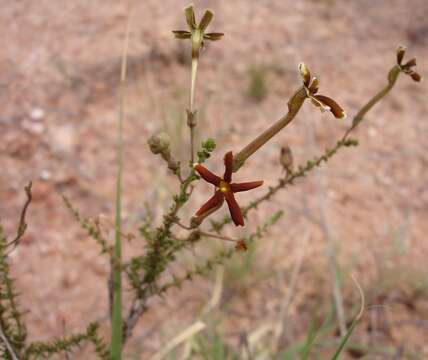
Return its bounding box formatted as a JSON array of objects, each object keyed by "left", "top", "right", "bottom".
[{"left": 1, "top": 0, "right": 427, "bottom": 358}]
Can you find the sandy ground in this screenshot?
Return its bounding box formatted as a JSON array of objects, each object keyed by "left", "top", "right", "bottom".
[{"left": 1, "top": 0, "right": 428, "bottom": 358}]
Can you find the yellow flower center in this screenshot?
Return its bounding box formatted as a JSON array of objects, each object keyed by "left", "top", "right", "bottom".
[{"left": 219, "top": 180, "right": 230, "bottom": 193}]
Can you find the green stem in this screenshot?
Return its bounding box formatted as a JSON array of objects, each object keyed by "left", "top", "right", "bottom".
[
  {"left": 232, "top": 87, "right": 307, "bottom": 171},
  {"left": 214, "top": 64, "right": 404, "bottom": 231},
  {"left": 111, "top": 11, "right": 132, "bottom": 360},
  {"left": 351, "top": 65, "right": 400, "bottom": 129},
  {"left": 188, "top": 57, "right": 199, "bottom": 164}
]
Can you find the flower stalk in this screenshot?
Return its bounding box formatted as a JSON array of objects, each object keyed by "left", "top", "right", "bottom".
[
  {"left": 352, "top": 46, "right": 421, "bottom": 129},
  {"left": 213, "top": 47, "right": 421, "bottom": 233},
  {"left": 233, "top": 63, "right": 346, "bottom": 172},
  {"left": 173, "top": 4, "right": 223, "bottom": 164},
  {"left": 232, "top": 86, "right": 307, "bottom": 172}
]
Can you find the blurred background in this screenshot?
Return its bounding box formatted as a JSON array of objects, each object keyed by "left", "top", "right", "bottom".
[{"left": 0, "top": 0, "right": 427, "bottom": 358}]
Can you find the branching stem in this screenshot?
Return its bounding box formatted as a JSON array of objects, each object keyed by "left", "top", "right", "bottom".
[{"left": 214, "top": 64, "right": 404, "bottom": 231}]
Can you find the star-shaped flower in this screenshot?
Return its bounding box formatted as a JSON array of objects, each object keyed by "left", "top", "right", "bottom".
[
  {"left": 299, "top": 63, "right": 347, "bottom": 119},
  {"left": 193, "top": 152, "right": 263, "bottom": 227},
  {"left": 172, "top": 4, "right": 224, "bottom": 58},
  {"left": 396, "top": 45, "right": 422, "bottom": 82}
]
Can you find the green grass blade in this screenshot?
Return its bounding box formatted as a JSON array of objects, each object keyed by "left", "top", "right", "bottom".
[
  {"left": 329, "top": 319, "right": 359, "bottom": 360},
  {"left": 111, "top": 10, "right": 132, "bottom": 360},
  {"left": 300, "top": 321, "right": 319, "bottom": 360},
  {"left": 330, "top": 275, "right": 365, "bottom": 360}
]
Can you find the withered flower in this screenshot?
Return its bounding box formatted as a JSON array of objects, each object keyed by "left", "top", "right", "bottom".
[
  {"left": 396, "top": 45, "right": 422, "bottom": 82},
  {"left": 299, "top": 63, "right": 347, "bottom": 119},
  {"left": 235, "top": 239, "right": 248, "bottom": 252},
  {"left": 193, "top": 152, "right": 263, "bottom": 227},
  {"left": 280, "top": 145, "right": 294, "bottom": 176},
  {"left": 172, "top": 4, "right": 224, "bottom": 58}
]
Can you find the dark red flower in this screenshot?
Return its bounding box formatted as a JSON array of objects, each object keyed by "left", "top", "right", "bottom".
[
  {"left": 396, "top": 45, "right": 422, "bottom": 82},
  {"left": 193, "top": 151, "right": 263, "bottom": 226},
  {"left": 298, "top": 63, "right": 347, "bottom": 119}
]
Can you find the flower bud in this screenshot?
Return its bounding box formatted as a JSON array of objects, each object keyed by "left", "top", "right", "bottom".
[
  {"left": 148, "top": 132, "right": 181, "bottom": 176},
  {"left": 280, "top": 145, "right": 293, "bottom": 175},
  {"left": 147, "top": 132, "right": 171, "bottom": 155}
]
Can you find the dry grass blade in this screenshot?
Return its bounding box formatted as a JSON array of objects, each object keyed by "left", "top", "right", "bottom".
[
  {"left": 329, "top": 275, "right": 365, "bottom": 360},
  {"left": 150, "top": 321, "right": 206, "bottom": 360},
  {"left": 274, "top": 229, "right": 309, "bottom": 350}
]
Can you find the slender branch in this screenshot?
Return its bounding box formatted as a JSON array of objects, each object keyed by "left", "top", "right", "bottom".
[
  {"left": 122, "top": 164, "right": 198, "bottom": 342},
  {"left": 197, "top": 230, "right": 240, "bottom": 243},
  {"left": 174, "top": 221, "right": 193, "bottom": 231},
  {"left": 351, "top": 65, "right": 401, "bottom": 129},
  {"left": 158, "top": 210, "right": 283, "bottom": 297},
  {"left": 174, "top": 221, "right": 239, "bottom": 243},
  {"left": 62, "top": 195, "right": 113, "bottom": 256},
  {"left": 0, "top": 325, "right": 20, "bottom": 360},
  {"left": 6, "top": 181, "right": 32, "bottom": 251}
]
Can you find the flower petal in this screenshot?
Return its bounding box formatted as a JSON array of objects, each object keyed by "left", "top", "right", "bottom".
[
  {"left": 313, "top": 94, "right": 347, "bottom": 119},
  {"left": 224, "top": 191, "right": 244, "bottom": 226},
  {"left": 195, "top": 190, "right": 224, "bottom": 216},
  {"left": 396, "top": 45, "right": 406, "bottom": 65},
  {"left": 308, "top": 77, "right": 319, "bottom": 94},
  {"left": 298, "top": 63, "right": 311, "bottom": 87},
  {"left": 230, "top": 181, "right": 264, "bottom": 193},
  {"left": 403, "top": 57, "right": 416, "bottom": 68},
  {"left": 184, "top": 5, "right": 196, "bottom": 30},
  {"left": 309, "top": 95, "right": 330, "bottom": 112},
  {"left": 194, "top": 164, "right": 221, "bottom": 186},
  {"left": 223, "top": 151, "right": 233, "bottom": 183},
  {"left": 410, "top": 72, "right": 422, "bottom": 82},
  {"left": 203, "top": 32, "right": 224, "bottom": 41},
  {"left": 172, "top": 30, "right": 191, "bottom": 39},
  {"left": 199, "top": 10, "right": 214, "bottom": 31}
]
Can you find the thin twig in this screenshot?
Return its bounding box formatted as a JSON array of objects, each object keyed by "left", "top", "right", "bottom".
[
  {"left": 198, "top": 230, "right": 240, "bottom": 243},
  {"left": 0, "top": 325, "right": 20, "bottom": 360},
  {"left": 6, "top": 181, "right": 32, "bottom": 251}
]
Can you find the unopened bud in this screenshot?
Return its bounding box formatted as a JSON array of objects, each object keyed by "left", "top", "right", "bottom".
[
  {"left": 147, "top": 132, "right": 171, "bottom": 155},
  {"left": 280, "top": 145, "right": 294, "bottom": 175},
  {"left": 188, "top": 230, "right": 201, "bottom": 243},
  {"left": 235, "top": 239, "right": 248, "bottom": 252},
  {"left": 148, "top": 132, "right": 181, "bottom": 176}
]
